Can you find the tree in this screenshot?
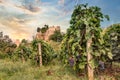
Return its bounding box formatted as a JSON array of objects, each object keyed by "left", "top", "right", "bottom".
[
  {"left": 0, "top": 32, "right": 17, "bottom": 56},
  {"left": 40, "top": 24, "right": 49, "bottom": 33},
  {"left": 61, "top": 4, "right": 110, "bottom": 80},
  {"left": 5, "top": 42, "right": 17, "bottom": 57},
  {"left": 0, "top": 32, "right": 3, "bottom": 38},
  {"left": 49, "top": 30, "right": 63, "bottom": 42}
]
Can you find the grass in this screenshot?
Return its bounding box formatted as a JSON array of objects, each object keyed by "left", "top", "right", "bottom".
[
  {"left": 0, "top": 59, "right": 82, "bottom": 80},
  {"left": 48, "top": 41, "right": 61, "bottom": 52},
  {"left": 0, "top": 58, "right": 119, "bottom": 80},
  {"left": 0, "top": 52, "right": 119, "bottom": 80}
]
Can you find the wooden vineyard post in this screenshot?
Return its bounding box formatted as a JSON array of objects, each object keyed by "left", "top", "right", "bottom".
[
  {"left": 21, "top": 50, "right": 25, "bottom": 63},
  {"left": 87, "top": 35, "right": 94, "bottom": 80},
  {"left": 38, "top": 43, "right": 42, "bottom": 66},
  {"left": 36, "top": 29, "right": 43, "bottom": 67}
]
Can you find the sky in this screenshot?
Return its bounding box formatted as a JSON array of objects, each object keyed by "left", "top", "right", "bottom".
[{"left": 0, "top": 0, "right": 120, "bottom": 41}]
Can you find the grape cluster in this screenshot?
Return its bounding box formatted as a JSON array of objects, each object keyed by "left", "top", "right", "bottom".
[
  {"left": 99, "top": 61, "right": 105, "bottom": 70},
  {"left": 69, "top": 57, "right": 74, "bottom": 67}
]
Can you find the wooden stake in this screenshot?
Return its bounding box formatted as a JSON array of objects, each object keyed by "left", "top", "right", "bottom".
[
  {"left": 21, "top": 50, "right": 25, "bottom": 63},
  {"left": 38, "top": 43, "right": 42, "bottom": 66},
  {"left": 87, "top": 38, "right": 94, "bottom": 80}
]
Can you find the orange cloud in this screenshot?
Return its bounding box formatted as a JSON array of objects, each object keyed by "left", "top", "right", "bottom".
[
  {"left": 0, "top": 17, "right": 32, "bottom": 40},
  {"left": 11, "top": 32, "right": 30, "bottom": 41},
  {"left": 0, "top": 0, "right": 2, "bottom": 3}
]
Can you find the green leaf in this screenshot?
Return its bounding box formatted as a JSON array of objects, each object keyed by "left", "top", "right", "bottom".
[
  {"left": 92, "top": 52, "right": 100, "bottom": 57},
  {"left": 68, "top": 38, "right": 74, "bottom": 43},
  {"left": 101, "top": 49, "right": 106, "bottom": 55},
  {"left": 83, "top": 52, "right": 87, "bottom": 56},
  {"left": 78, "top": 45, "right": 82, "bottom": 50},
  {"left": 98, "top": 39, "right": 104, "bottom": 45},
  {"left": 89, "top": 59, "right": 96, "bottom": 69},
  {"left": 107, "top": 52, "right": 113, "bottom": 59},
  {"left": 79, "top": 62, "right": 86, "bottom": 69}
]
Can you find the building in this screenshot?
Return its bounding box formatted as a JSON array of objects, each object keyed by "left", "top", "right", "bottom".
[{"left": 43, "top": 26, "right": 60, "bottom": 41}]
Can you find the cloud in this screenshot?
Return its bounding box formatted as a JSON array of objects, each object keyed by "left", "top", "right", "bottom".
[
  {"left": 20, "top": 0, "right": 41, "bottom": 12},
  {"left": 11, "top": 31, "right": 30, "bottom": 41},
  {"left": 0, "top": 0, "right": 2, "bottom": 3},
  {"left": 0, "top": 0, "right": 41, "bottom": 15},
  {"left": 57, "top": 0, "right": 76, "bottom": 16},
  {"left": 26, "top": 4, "right": 40, "bottom": 12},
  {"left": 0, "top": 16, "right": 32, "bottom": 39},
  {"left": 16, "top": 1, "right": 41, "bottom": 13},
  {"left": 0, "top": 23, "right": 9, "bottom": 32},
  {"left": 0, "top": 0, "right": 3, "bottom": 3},
  {"left": 15, "top": 5, "right": 41, "bottom": 15},
  {"left": 1, "top": 19, "right": 26, "bottom": 32},
  {"left": 58, "top": 0, "right": 77, "bottom": 5},
  {"left": 58, "top": 0, "right": 65, "bottom": 5},
  {"left": 0, "top": 19, "right": 31, "bottom": 41},
  {"left": 35, "top": 0, "right": 41, "bottom": 4}
]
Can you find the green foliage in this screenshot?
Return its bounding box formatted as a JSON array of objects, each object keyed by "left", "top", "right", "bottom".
[
  {"left": 37, "top": 25, "right": 48, "bottom": 35},
  {"left": 61, "top": 4, "right": 111, "bottom": 71},
  {"left": 48, "top": 41, "right": 61, "bottom": 51},
  {"left": 103, "top": 24, "right": 120, "bottom": 62},
  {"left": 41, "top": 24, "right": 49, "bottom": 33},
  {"left": 0, "top": 51, "right": 8, "bottom": 59},
  {"left": 13, "top": 39, "right": 32, "bottom": 62},
  {"left": 32, "top": 39, "right": 55, "bottom": 65},
  {"left": 49, "top": 30, "right": 63, "bottom": 42},
  {"left": 37, "top": 24, "right": 49, "bottom": 34}
]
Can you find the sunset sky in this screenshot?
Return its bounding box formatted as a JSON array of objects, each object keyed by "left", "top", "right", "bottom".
[{"left": 0, "top": 0, "right": 120, "bottom": 41}]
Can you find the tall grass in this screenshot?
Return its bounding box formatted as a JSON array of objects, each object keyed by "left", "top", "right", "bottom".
[
  {"left": 0, "top": 59, "right": 83, "bottom": 80},
  {"left": 0, "top": 59, "right": 120, "bottom": 80}
]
